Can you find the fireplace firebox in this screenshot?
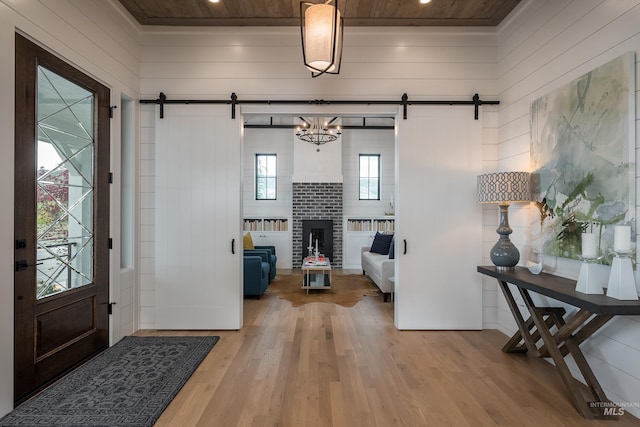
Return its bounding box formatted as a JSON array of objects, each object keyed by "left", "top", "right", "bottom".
[{"left": 302, "top": 220, "right": 333, "bottom": 262}]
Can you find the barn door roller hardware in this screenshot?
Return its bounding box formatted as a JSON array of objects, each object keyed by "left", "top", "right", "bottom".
[{"left": 140, "top": 92, "right": 498, "bottom": 120}]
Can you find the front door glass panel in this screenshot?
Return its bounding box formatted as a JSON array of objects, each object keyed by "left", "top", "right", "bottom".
[{"left": 36, "top": 66, "right": 94, "bottom": 299}]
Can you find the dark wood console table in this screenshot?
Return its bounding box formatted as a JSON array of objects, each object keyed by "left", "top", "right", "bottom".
[{"left": 477, "top": 266, "right": 640, "bottom": 419}]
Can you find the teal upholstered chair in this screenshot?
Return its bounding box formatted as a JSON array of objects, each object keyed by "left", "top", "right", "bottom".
[
  {"left": 243, "top": 255, "right": 269, "bottom": 298},
  {"left": 245, "top": 247, "right": 276, "bottom": 281},
  {"left": 255, "top": 245, "right": 276, "bottom": 261}
]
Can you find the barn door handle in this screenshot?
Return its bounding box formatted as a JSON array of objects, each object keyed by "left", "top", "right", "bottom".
[
  {"left": 403, "top": 239, "right": 407, "bottom": 255},
  {"left": 231, "top": 238, "right": 236, "bottom": 254}
]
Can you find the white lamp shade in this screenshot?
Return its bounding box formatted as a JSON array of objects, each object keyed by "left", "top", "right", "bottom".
[{"left": 303, "top": 2, "right": 342, "bottom": 74}]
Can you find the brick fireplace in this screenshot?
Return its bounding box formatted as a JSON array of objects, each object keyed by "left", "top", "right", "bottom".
[{"left": 292, "top": 182, "right": 343, "bottom": 267}]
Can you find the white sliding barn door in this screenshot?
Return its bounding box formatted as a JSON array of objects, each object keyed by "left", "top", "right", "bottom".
[
  {"left": 395, "top": 107, "right": 483, "bottom": 329},
  {"left": 155, "top": 105, "right": 242, "bottom": 329}
]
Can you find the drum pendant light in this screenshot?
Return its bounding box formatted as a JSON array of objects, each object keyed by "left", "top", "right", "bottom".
[{"left": 300, "top": 0, "right": 343, "bottom": 77}]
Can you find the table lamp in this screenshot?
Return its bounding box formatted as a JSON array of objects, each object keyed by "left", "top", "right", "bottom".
[{"left": 477, "top": 172, "right": 531, "bottom": 270}]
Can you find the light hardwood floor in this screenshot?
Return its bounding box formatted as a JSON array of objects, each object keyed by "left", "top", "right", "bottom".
[{"left": 139, "top": 272, "right": 640, "bottom": 427}]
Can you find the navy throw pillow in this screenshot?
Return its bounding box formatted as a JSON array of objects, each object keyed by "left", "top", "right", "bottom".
[
  {"left": 388, "top": 239, "right": 395, "bottom": 259},
  {"left": 370, "top": 232, "right": 393, "bottom": 255}
]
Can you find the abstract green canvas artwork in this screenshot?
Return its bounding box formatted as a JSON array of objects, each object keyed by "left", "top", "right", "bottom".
[{"left": 530, "top": 53, "right": 636, "bottom": 264}]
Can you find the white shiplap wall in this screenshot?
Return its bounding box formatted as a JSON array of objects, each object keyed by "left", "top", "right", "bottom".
[
  {"left": 0, "top": 0, "right": 140, "bottom": 417},
  {"left": 138, "top": 25, "right": 499, "bottom": 331},
  {"left": 242, "top": 127, "right": 395, "bottom": 218},
  {"left": 492, "top": 0, "right": 640, "bottom": 417},
  {"left": 139, "top": 26, "right": 498, "bottom": 98},
  {"left": 138, "top": 105, "right": 156, "bottom": 329},
  {"left": 342, "top": 129, "right": 395, "bottom": 218},
  {"left": 243, "top": 128, "right": 294, "bottom": 219}
]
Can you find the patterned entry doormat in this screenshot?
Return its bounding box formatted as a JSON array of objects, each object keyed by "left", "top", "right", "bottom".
[{"left": 0, "top": 336, "right": 219, "bottom": 426}]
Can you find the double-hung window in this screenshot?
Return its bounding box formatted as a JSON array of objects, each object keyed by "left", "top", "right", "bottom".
[
  {"left": 359, "top": 154, "right": 380, "bottom": 200},
  {"left": 256, "top": 154, "right": 277, "bottom": 200}
]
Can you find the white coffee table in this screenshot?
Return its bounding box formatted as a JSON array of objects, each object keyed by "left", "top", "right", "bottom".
[{"left": 301, "top": 257, "right": 332, "bottom": 294}]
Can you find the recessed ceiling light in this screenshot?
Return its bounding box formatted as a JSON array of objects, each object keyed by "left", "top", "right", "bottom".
[
  {"left": 420, "top": 0, "right": 432, "bottom": 4},
  {"left": 209, "top": 0, "right": 220, "bottom": 3}
]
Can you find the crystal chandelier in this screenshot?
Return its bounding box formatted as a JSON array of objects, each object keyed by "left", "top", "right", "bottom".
[{"left": 296, "top": 117, "right": 342, "bottom": 151}]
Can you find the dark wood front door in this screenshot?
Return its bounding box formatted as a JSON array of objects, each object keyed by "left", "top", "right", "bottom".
[{"left": 14, "top": 34, "right": 110, "bottom": 404}]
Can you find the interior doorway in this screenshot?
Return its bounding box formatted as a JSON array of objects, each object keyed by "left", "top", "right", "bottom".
[
  {"left": 239, "top": 105, "right": 398, "bottom": 286},
  {"left": 240, "top": 104, "right": 484, "bottom": 331},
  {"left": 242, "top": 112, "right": 395, "bottom": 271}
]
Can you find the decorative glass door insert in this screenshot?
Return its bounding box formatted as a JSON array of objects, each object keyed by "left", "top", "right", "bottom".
[{"left": 36, "top": 66, "right": 94, "bottom": 299}]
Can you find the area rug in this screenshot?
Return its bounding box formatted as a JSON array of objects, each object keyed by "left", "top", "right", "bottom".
[
  {"left": 265, "top": 273, "right": 381, "bottom": 307},
  {"left": 0, "top": 336, "right": 218, "bottom": 427}
]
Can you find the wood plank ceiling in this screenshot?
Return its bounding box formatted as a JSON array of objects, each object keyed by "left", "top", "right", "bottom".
[{"left": 118, "top": 0, "right": 521, "bottom": 27}]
